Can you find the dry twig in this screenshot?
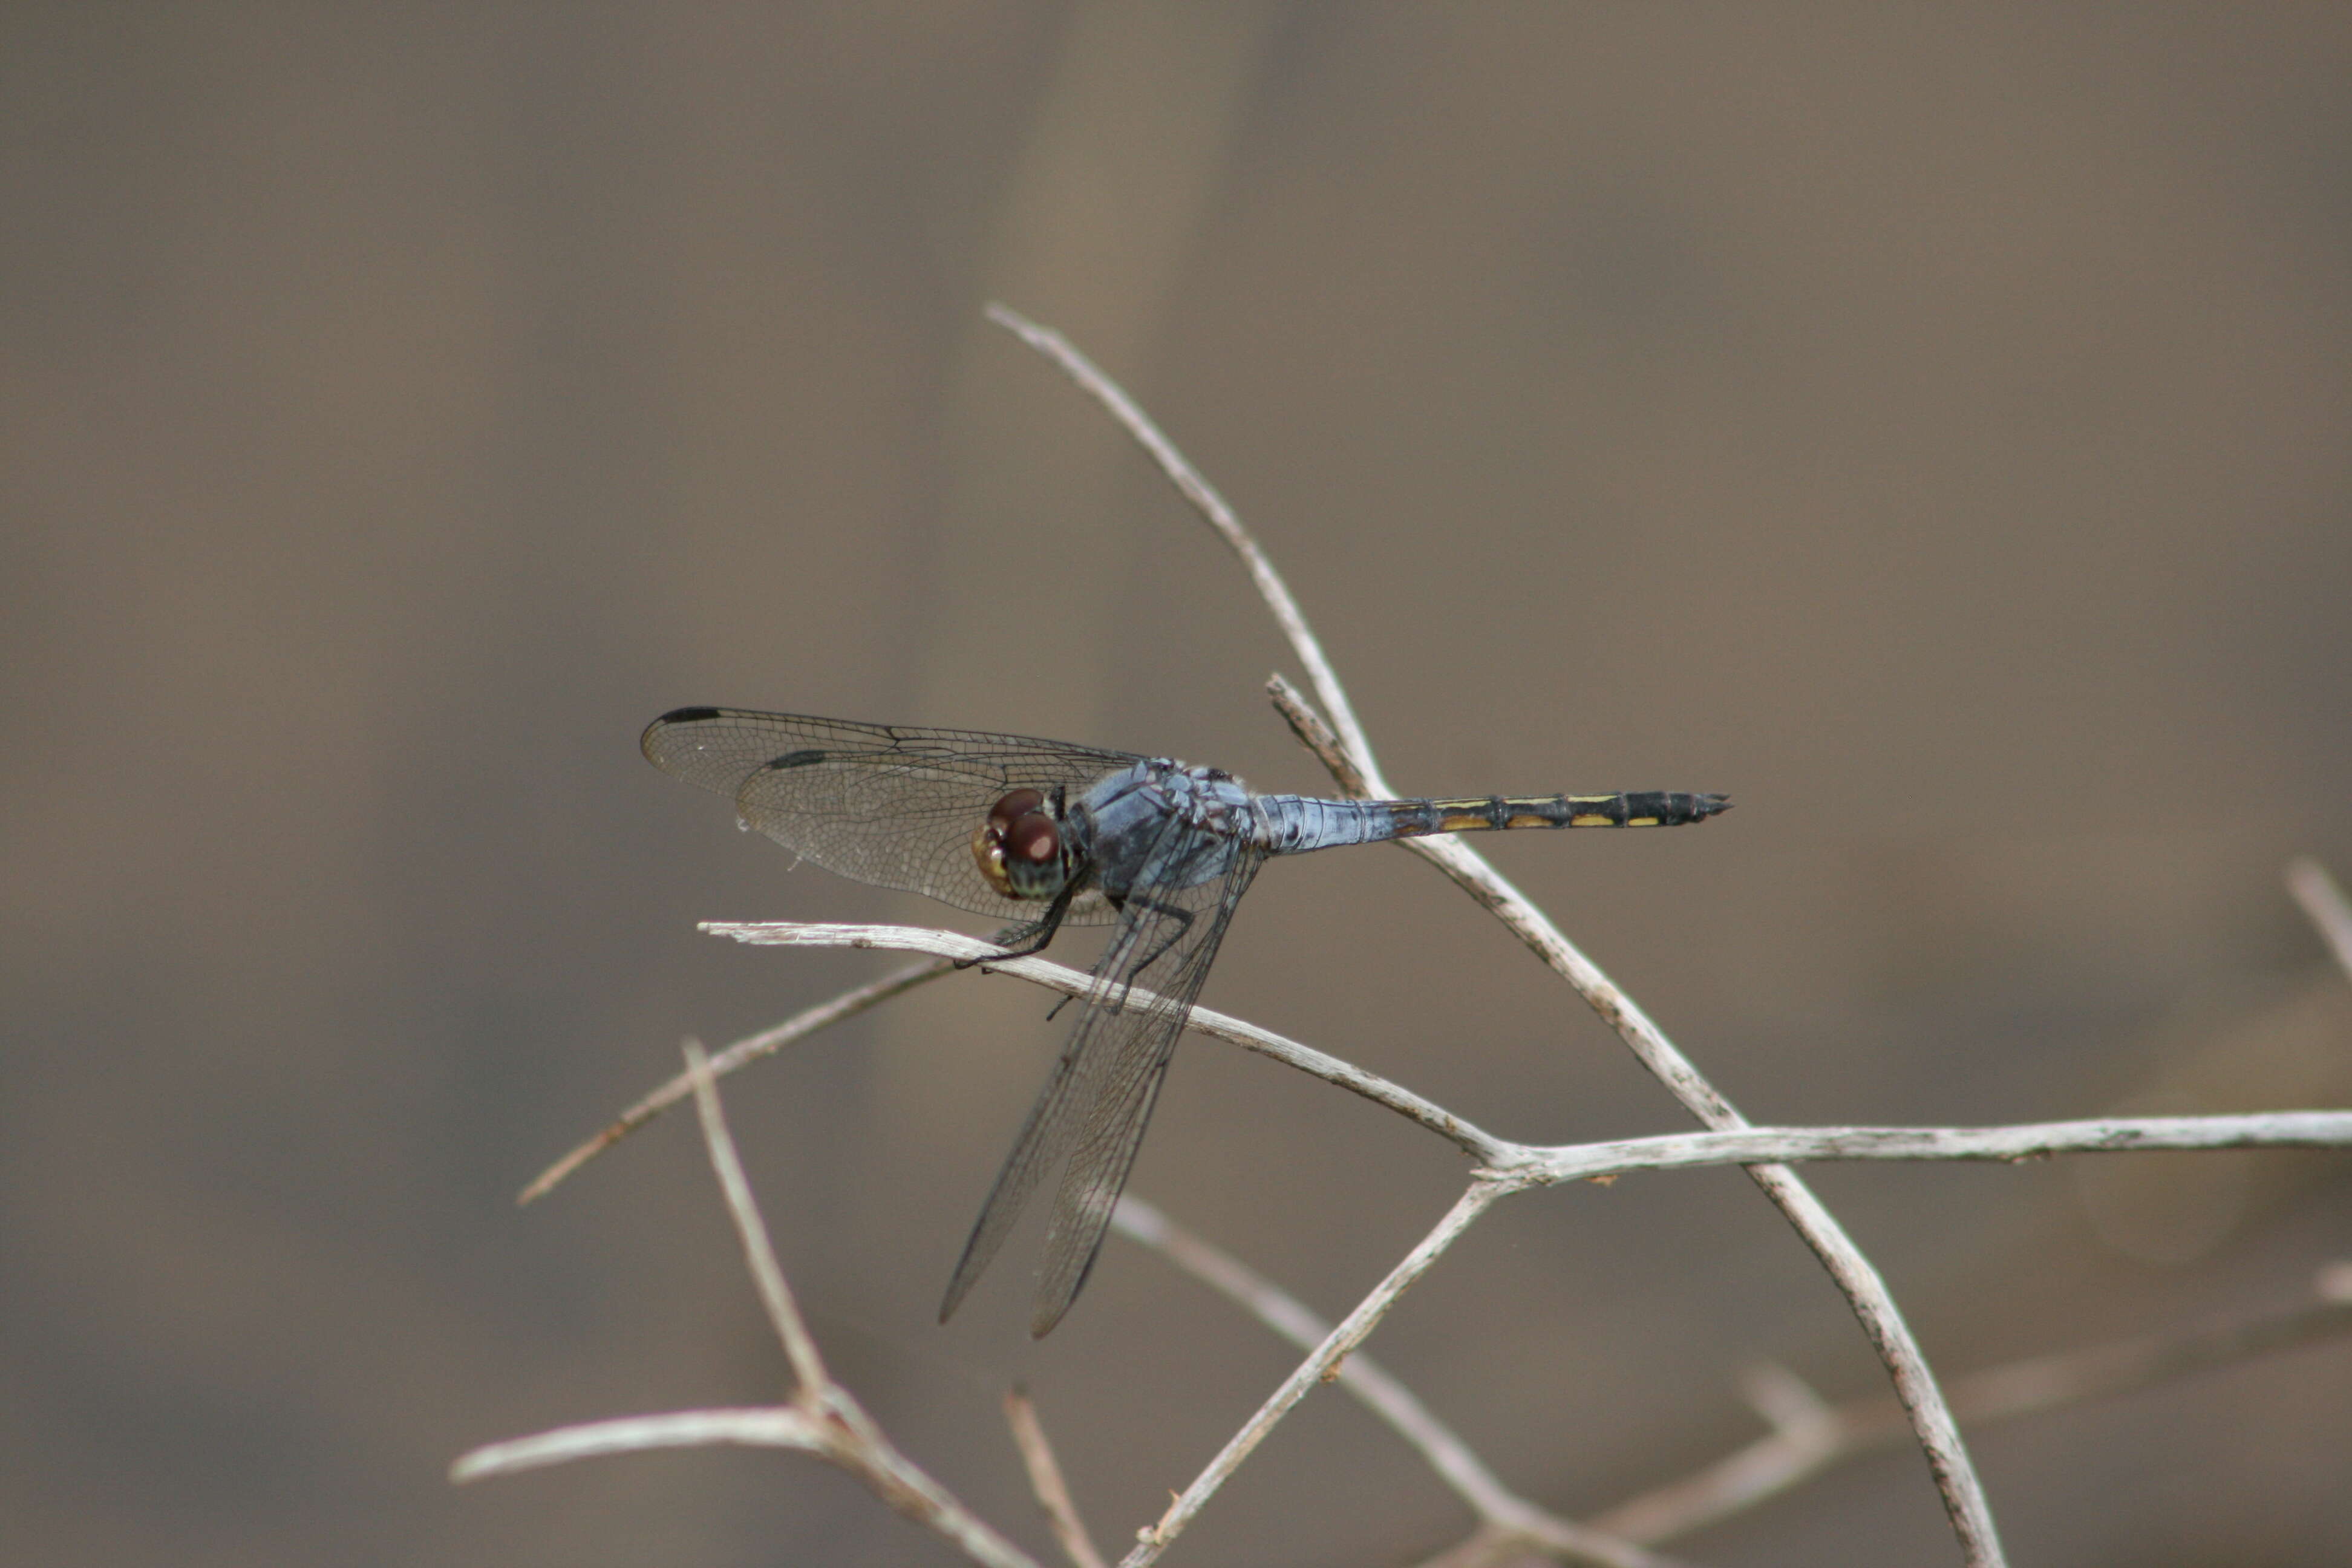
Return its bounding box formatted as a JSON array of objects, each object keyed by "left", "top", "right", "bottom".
[
  {"left": 703, "top": 920, "right": 1505, "bottom": 1158},
  {"left": 1595, "top": 1275, "right": 2352, "bottom": 1543},
  {"left": 2287, "top": 857, "right": 2352, "bottom": 985},
  {"left": 1112, "top": 1197, "right": 1694, "bottom": 1568},
  {"left": 520, "top": 956, "right": 954, "bottom": 1203},
  {"left": 456, "top": 1044, "right": 1042, "bottom": 1568},
  {"left": 1116, "top": 1186, "right": 2352, "bottom": 1559},
  {"left": 500, "top": 312, "right": 2352, "bottom": 1565},
  {"left": 990, "top": 303, "right": 2007, "bottom": 1567},
  {"left": 1130, "top": 1180, "right": 1509, "bottom": 1565},
  {"left": 691, "top": 927, "right": 2352, "bottom": 1186},
  {"left": 1005, "top": 1388, "right": 1109, "bottom": 1568}
]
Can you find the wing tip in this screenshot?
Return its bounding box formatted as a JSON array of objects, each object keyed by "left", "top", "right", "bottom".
[
  {"left": 1028, "top": 1284, "right": 1082, "bottom": 1338},
  {"left": 640, "top": 706, "right": 725, "bottom": 760}
]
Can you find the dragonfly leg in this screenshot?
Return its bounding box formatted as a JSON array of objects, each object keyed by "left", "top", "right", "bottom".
[
  {"left": 1040, "top": 889, "right": 1193, "bottom": 1027},
  {"left": 959, "top": 876, "right": 1085, "bottom": 970},
  {"left": 1115, "top": 891, "right": 1196, "bottom": 976}
]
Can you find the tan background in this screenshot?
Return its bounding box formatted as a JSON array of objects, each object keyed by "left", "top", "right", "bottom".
[{"left": 7, "top": 7, "right": 2350, "bottom": 1564}]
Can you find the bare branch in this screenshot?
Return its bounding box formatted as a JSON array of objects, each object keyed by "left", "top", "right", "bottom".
[
  {"left": 1282, "top": 671, "right": 2002, "bottom": 1560},
  {"left": 685, "top": 1039, "right": 829, "bottom": 1393},
  {"left": 693, "top": 916, "right": 2346, "bottom": 1558},
  {"left": 1362, "top": 806, "right": 1999, "bottom": 1553},
  {"left": 991, "top": 308, "right": 2005, "bottom": 1564},
  {"left": 1267, "top": 674, "right": 1370, "bottom": 797},
  {"left": 1123, "top": 1180, "right": 1511, "bottom": 1568},
  {"left": 1005, "top": 1388, "right": 1109, "bottom": 1568},
  {"left": 986, "top": 303, "right": 1379, "bottom": 775},
  {"left": 702, "top": 920, "right": 1509, "bottom": 1161},
  {"left": 1113, "top": 1197, "right": 1694, "bottom": 1568},
  {"left": 460, "top": 1045, "right": 1044, "bottom": 1568},
  {"left": 1110, "top": 1197, "right": 1517, "bottom": 1515},
  {"left": 704, "top": 925, "right": 2352, "bottom": 1182},
  {"left": 475, "top": 311, "right": 2341, "bottom": 1568},
  {"left": 521, "top": 956, "right": 954, "bottom": 1203},
  {"left": 1515, "top": 1112, "right": 2352, "bottom": 1183},
  {"left": 1737, "top": 1361, "right": 1839, "bottom": 1438},
  {"left": 452, "top": 1407, "right": 827, "bottom": 1479},
  {"left": 2287, "top": 857, "right": 2352, "bottom": 985},
  {"left": 1596, "top": 1283, "right": 2352, "bottom": 1544}
]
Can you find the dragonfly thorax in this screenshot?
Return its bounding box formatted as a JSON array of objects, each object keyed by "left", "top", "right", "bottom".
[{"left": 972, "top": 787, "right": 1075, "bottom": 902}]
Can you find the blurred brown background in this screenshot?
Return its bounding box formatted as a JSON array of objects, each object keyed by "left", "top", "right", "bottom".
[{"left": 7, "top": 6, "right": 2350, "bottom": 1565}]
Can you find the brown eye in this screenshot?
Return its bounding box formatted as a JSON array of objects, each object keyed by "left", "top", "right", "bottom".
[
  {"left": 988, "top": 788, "right": 1045, "bottom": 832},
  {"left": 1008, "top": 813, "right": 1059, "bottom": 864}
]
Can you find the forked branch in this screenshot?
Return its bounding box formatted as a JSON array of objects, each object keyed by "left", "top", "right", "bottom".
[
  {"left": 500, "top": 313, "right": 2351, "bottom": 1566},
  {"left": 458, "top": 1044, "right": 1042, "bottom": 1568},
  {"left": 1111, "top": 1197, "right": 1697, "bottom": 1568},
  {"left": 1116, "top": 1198, "right": 2352, "bottom": 1561},
  {"left": 1594, "top": 1266, "right": 2352, "bottom": 1543},
  {"left": 991, "top": 304, "right": 2005, "bottom": 1564}
]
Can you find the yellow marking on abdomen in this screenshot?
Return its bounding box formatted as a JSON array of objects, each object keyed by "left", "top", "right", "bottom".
[{"left": 1439, "top": 812, "right": 1490, "bottom": 832}]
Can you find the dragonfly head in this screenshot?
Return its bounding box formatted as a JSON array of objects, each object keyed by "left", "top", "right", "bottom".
[{"left": 973, "top": 788, "right": 1072, "bottom": 902}]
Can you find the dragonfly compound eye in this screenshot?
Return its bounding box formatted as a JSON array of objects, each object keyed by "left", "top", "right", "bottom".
[
  {"left": 988, "top": 788, "right": 1045, "bottom": 833},
  {"left": 1007, "top": 812, "right": 1059, "bottom": 866},
  {"left": 972, "top": 791, "right": 1062, "bottom": 900}
]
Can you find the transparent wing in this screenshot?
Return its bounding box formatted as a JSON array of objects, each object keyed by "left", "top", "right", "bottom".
[
  {"left": 641, "top": 707, "right": 1140, "bottom": 925},
  {"left": 937, "top": 815, "right": 1264, "bottom": 1336}
]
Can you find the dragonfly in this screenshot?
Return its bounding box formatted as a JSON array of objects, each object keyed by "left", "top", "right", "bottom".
[{"left": 642, "top": 706, "right": 1728, "bottom": 1336}]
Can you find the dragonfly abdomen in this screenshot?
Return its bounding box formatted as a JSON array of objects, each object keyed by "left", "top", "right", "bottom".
[
  {"left": 1256, "top": 789, "right": 1729, "bottom": 854},
  {"left": 1388, "top": 791, "right": 1730, "bottom": 835}
]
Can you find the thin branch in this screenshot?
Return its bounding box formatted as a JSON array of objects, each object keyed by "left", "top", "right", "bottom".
[
  {"left": 1738, "top": 1360, "right": 1838, "bottom": 1436},
  {"left": 1112, "top": 1196, "right": 1694, "bottom": 1568},
  {"left": 494, "top": 315, "right": 2342, "bottom": 1567},
  {"left": 452, "top": 1393, "right": 1040, "bottom": 1568},
  {"left": 521, "top": 956, "right": 954, "bottom": 1203},
  {"left": 1005, "top": 1388, "right": 1109, "bottom": 1568},
  {"left": 457, "top": 1045, "right": 1044, "bottom": 1568},
  {"left": 699, "top": 901, "right": 2352, "bottom": 1559},
  {"left": 1005, "top": 292, "right": 2007, "bottom": 1553},
  {"left": 1935, "top": 1287, "right": 2352, "bottom": 1424},
  {"left": 2287, "top": 857, "right": 2352, "bottom": 986},
  {"left": 1269, "top": 688, "right": 2002, "bottom": 1561},
  {"left": 987, "top": 303, "right": 1379, "bottom": 775},
  {"left": 1513, "top": 1112, "right": 2352, "bottom": 1183},
  {"left": 1268, "top": 676, "right": 1371, "bottom": 797},
  {"left": 1417, "top": 1521, "right": 1620, "bottom": 1568},
  {"left": 1110, "top": 1197, "right": 1518, "bottom": 1515},
  {"left": 452, "top": 1407, "right": 827, "bottom": 1478},
  {"left": 702, "top": 921, "right": 1509, "bottom": 1161},
  {"left": 1123, "top": 1179, "right": 1512, "bottom": 1568},
  {"left": 686, "top": 1039, "right": 829, "bottom": 1393},
  {"left": 1595, "top": 1284, "right": 2352, "bottom": 1544},
  {"left": 694, "top": 929, "right": 2352, "bottom": 1183}
]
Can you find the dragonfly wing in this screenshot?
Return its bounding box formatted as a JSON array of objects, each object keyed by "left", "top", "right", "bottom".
[
  {"left": 1033, "top": 841, "right": 1264, "bottom": 1336},
  {"left": 934, "top": 984, "right": 1102, "bottom": 1327},
  {"left": 937, "top": 809, "right": 1264, "bottom": 1334},
  {"left": 641, "top": 707, "right": 1135, "bottom": 924}
]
